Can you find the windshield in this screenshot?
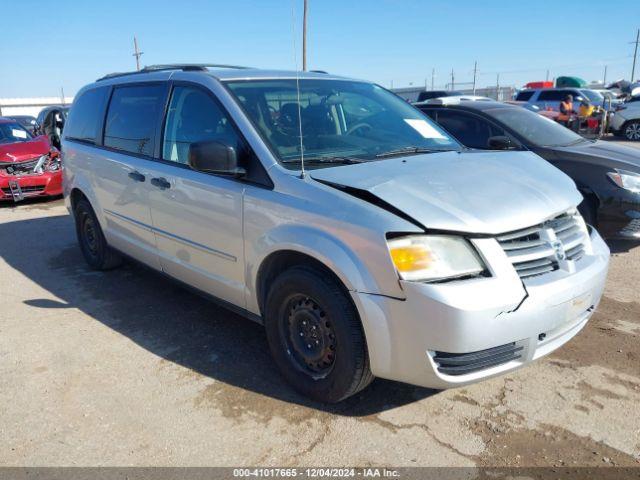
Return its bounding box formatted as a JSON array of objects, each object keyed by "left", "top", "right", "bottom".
[
  {"left": 225, "top": 79, "right": 460, "bottom": 169},
  {"left": 0, "top": 122, "right": 33, "bottom": 144},
  {"left": 580, "top": 89, "right": 604, "bottom": 104},
  {"left": 487, "top": 107, "right": 586, "bottom": 147}
]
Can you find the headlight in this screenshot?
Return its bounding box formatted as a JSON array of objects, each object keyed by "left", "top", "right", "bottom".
[
  {"left": 386, "top": 235, "right": 485, "bottom": 282},
  {"left": 32, "top": 152, "right": 61, "bottom": 174},
  {"left": 607, "top": 169, "right": 640, "bottom": 193},
  {"left": 33, "top": 154, "right": 49, "bottom": 174}
]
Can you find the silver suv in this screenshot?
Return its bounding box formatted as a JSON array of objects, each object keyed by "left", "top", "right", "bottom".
[{"left": 62, "top": 64, "right": 610, "bottom": 402}]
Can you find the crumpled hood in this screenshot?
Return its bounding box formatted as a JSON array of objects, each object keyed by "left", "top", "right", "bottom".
[
  {"left": 553, "top": 140, "right": 640, "bottom": 171},
  {"left": 0, "top": 136, "right": 50, "bottom": 163},
  {"left": 311, "top": 150, "right": 581, "bottom": 235}
]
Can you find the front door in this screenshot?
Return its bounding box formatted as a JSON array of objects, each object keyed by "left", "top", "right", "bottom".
[{"left": 145, "top": 84, "right": 246, "bottom": 306}]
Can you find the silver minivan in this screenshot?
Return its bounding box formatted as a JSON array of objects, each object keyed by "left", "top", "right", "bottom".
[{"left": 62, "top": 65, "right": 610, "bottom": 403}]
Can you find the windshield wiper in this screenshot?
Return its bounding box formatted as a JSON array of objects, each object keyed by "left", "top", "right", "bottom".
[
  {"left": 553, "top": 138, "right": 588, "bottom": 147},
  {"left": 281, "top": 155, "right": 364, "bottom": 165},
  {"left": 375, "top": 147, "right": 452, "bottom": 159}
]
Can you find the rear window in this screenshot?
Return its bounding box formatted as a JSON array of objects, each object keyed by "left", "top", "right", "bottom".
[
  {"left": 104, "top": 84, "right": 165, "bottom": 156},
  {"left": 515, "top": 91, "right": 534, "bottom": 101},
  {"left": 64, "top": 88, "right": 109, "bottom": 144}
]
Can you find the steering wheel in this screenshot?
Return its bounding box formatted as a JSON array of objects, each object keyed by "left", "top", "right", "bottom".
[{"left": 346, "top": 122, "right": 372, "bottom": 136}]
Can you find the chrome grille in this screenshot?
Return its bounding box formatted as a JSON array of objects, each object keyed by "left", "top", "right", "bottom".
[
  {"left": 497, "top": 211, "right": 587, "bottom": 279},
  {"left": 620, "top": 219, "right": 640, "bottom": 238}
]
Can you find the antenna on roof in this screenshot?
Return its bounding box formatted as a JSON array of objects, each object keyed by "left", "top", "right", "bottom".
[{"left": 291, "top": 0, "right": 305, "bottom": 178}]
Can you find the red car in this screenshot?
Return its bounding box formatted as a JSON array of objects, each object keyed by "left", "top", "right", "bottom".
[{"left": 0, "top": 117, "right": 62, "bottom": 202}]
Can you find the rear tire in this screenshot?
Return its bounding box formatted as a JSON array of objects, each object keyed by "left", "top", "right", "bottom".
[
  {"left": 264, "top": 265, "right": 374, "bottom": 403},
  {"left": 74, "top": 198, "right": 122, "bottom": 270},
  {"left": 623, "top": 120, "right": 640, "bottom": 141}
]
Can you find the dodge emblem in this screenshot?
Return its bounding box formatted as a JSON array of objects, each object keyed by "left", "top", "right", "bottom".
[{"left": 551, "top": 240, "right": 566, "bottom": 261}]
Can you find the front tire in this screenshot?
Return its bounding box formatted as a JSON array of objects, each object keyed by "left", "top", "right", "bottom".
[
  {"left": 74, "top": 198, "right": 122, "bottom": 270},
  {"left": 264, "top": 266, "right": 373, "bottom": 403},
  {"left": 623, "top": 120, "right": 640, "bottom": 141}
]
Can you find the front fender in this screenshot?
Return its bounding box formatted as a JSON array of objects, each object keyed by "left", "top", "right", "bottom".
[{"left": 245, "top": 224, "right": 401, "bottom": 315}]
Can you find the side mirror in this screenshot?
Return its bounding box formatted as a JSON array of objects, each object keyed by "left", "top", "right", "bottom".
[
  {"left": 188, "top": 140, "right": 246, "bottom": 177},
  {"left": 487, "top": 135, "right": 515, "bottom": 150}
]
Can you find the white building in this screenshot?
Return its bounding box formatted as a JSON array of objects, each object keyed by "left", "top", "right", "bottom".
[{"left": 0, "top": 97, "right": 74, "bottom": 118}]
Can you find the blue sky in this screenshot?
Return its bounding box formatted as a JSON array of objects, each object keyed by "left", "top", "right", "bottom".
[{"left": 1, "top": 0, "right": 638, "bottom": 97}]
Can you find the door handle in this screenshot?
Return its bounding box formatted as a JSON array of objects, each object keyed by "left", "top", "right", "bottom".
[
  {"left": 151, "top": 177, "right": 171, "bottom": 190},
  {"left": 128, "top": 171, "right": 146, "bottom": 182}
]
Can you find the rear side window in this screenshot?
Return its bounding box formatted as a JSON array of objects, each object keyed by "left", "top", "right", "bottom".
[
  {"left": 419, "top": 108, "right": 438, "bottom": 121},
  {"left": 435, "top": 110, "right": 505, "bottom": 149},
  {"left": 104, "top": 84, "right": 165, "bottom": 156},
  {"left": 64, "top": 88, "right": 108, "bottom": 144},
  {"left": 515, "top": 91, "right": 534, "bottom": 101}
]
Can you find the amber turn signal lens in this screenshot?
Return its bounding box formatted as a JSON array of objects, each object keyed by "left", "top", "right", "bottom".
[{"left": 389, "top": 245, "right": 432, "bottom": 272}]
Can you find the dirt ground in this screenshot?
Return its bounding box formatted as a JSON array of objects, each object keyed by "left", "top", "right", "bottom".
[{"left": 1, "top": 151, "right": 639, "bottom": 468}]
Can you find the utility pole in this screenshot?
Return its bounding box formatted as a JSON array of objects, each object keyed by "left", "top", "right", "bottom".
[
  {"left": 603, "top": 65, "right": 608, "bottom": 85},
  {"left": 631, "top": 28, "right": 639, "bottom": 81},
  {"left": 133, "top": 36, "right": 143, "bottom": 71},
  {"left": 302, "top": 0, "right": 308, "bottom": 71},
  {"left": 450, "top": 69, "right": 455, "bottom": 91},
  {"left": 472, "top": 61, "right": 478, "bottom": 95},
  {"left": 60, "top": 87, "right": 66, "bottom": 106},
  {"left": 495, "top": 73, "right": 500, "bottom": 101},
  {"left": 431, "top": 68, "right": 435, "bottom": 90}
]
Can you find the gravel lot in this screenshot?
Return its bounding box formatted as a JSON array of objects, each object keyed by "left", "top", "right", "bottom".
[{"left": 1, "top": 142, "right": 639, "bottom": 468}]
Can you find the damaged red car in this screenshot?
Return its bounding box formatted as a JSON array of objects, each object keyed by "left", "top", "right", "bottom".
[{"left": 0, "top": 117, "right": 62, "bottom": 202}]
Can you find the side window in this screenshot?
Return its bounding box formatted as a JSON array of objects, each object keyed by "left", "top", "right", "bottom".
[
  {"left": 162, "top": 86, "right": 243, "bottom": 164},
  {"left": 538, "top": 90, "right": 564, "bottom": 102},
  {"left": 104, "top": 84, "right": 165, "bottom": 156},
  {"left": 64, "top": 88, "right": 108, "bottom": 143},
  {"left": 435, "top": 110, "right": 499, "bottom": 149},
  {"left": 420, "top": 108, "right": 438, "bottom": 121},
  {"left": 515, "top": 91, "right": 534, "bottom": 101}
]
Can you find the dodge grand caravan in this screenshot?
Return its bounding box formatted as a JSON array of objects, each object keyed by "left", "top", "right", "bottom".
[{"left": 62, "top": 64, "right": 610, "bottom": 403}]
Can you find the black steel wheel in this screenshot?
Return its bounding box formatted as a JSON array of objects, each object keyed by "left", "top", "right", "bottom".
[
  {"left": 264, "top": 265, "right": 374, "bottom": 403},
  {"left": 74, "top": 198, "right": 122, "bottom": 270},
  {"left": 281, "top": 294, "right": 337, "bottom": 378}
]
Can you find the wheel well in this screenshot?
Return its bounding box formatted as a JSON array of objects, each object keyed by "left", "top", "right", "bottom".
[
  {"left": 70, "top": 188, "right": 88, "bottom": 212},
  {"left": 579, "top": 190, "right": 600, "bottom": 226},
  {"left": 256, "top": 250, "right": 352, "bottom": 316}
]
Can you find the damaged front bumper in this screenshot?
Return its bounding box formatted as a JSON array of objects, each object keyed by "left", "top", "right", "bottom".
[
  {"left": 0, "top": 171, "right": 62, "bottom": 202},
  {"left": 351, "top": 229, "right": 610, "bottom": 389}
]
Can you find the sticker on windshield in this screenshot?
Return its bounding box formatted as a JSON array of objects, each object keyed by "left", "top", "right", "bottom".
[
  {"left": 404, "top": 119, "right": 446, "bottom": 139},
  {"left": 12, "top": 129, "right": 27, "bottom": 139}
]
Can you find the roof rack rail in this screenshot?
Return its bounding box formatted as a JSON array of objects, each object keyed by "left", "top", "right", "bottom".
[{"left": 96, "top": 63, "right": 252, "bottom": 82}]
